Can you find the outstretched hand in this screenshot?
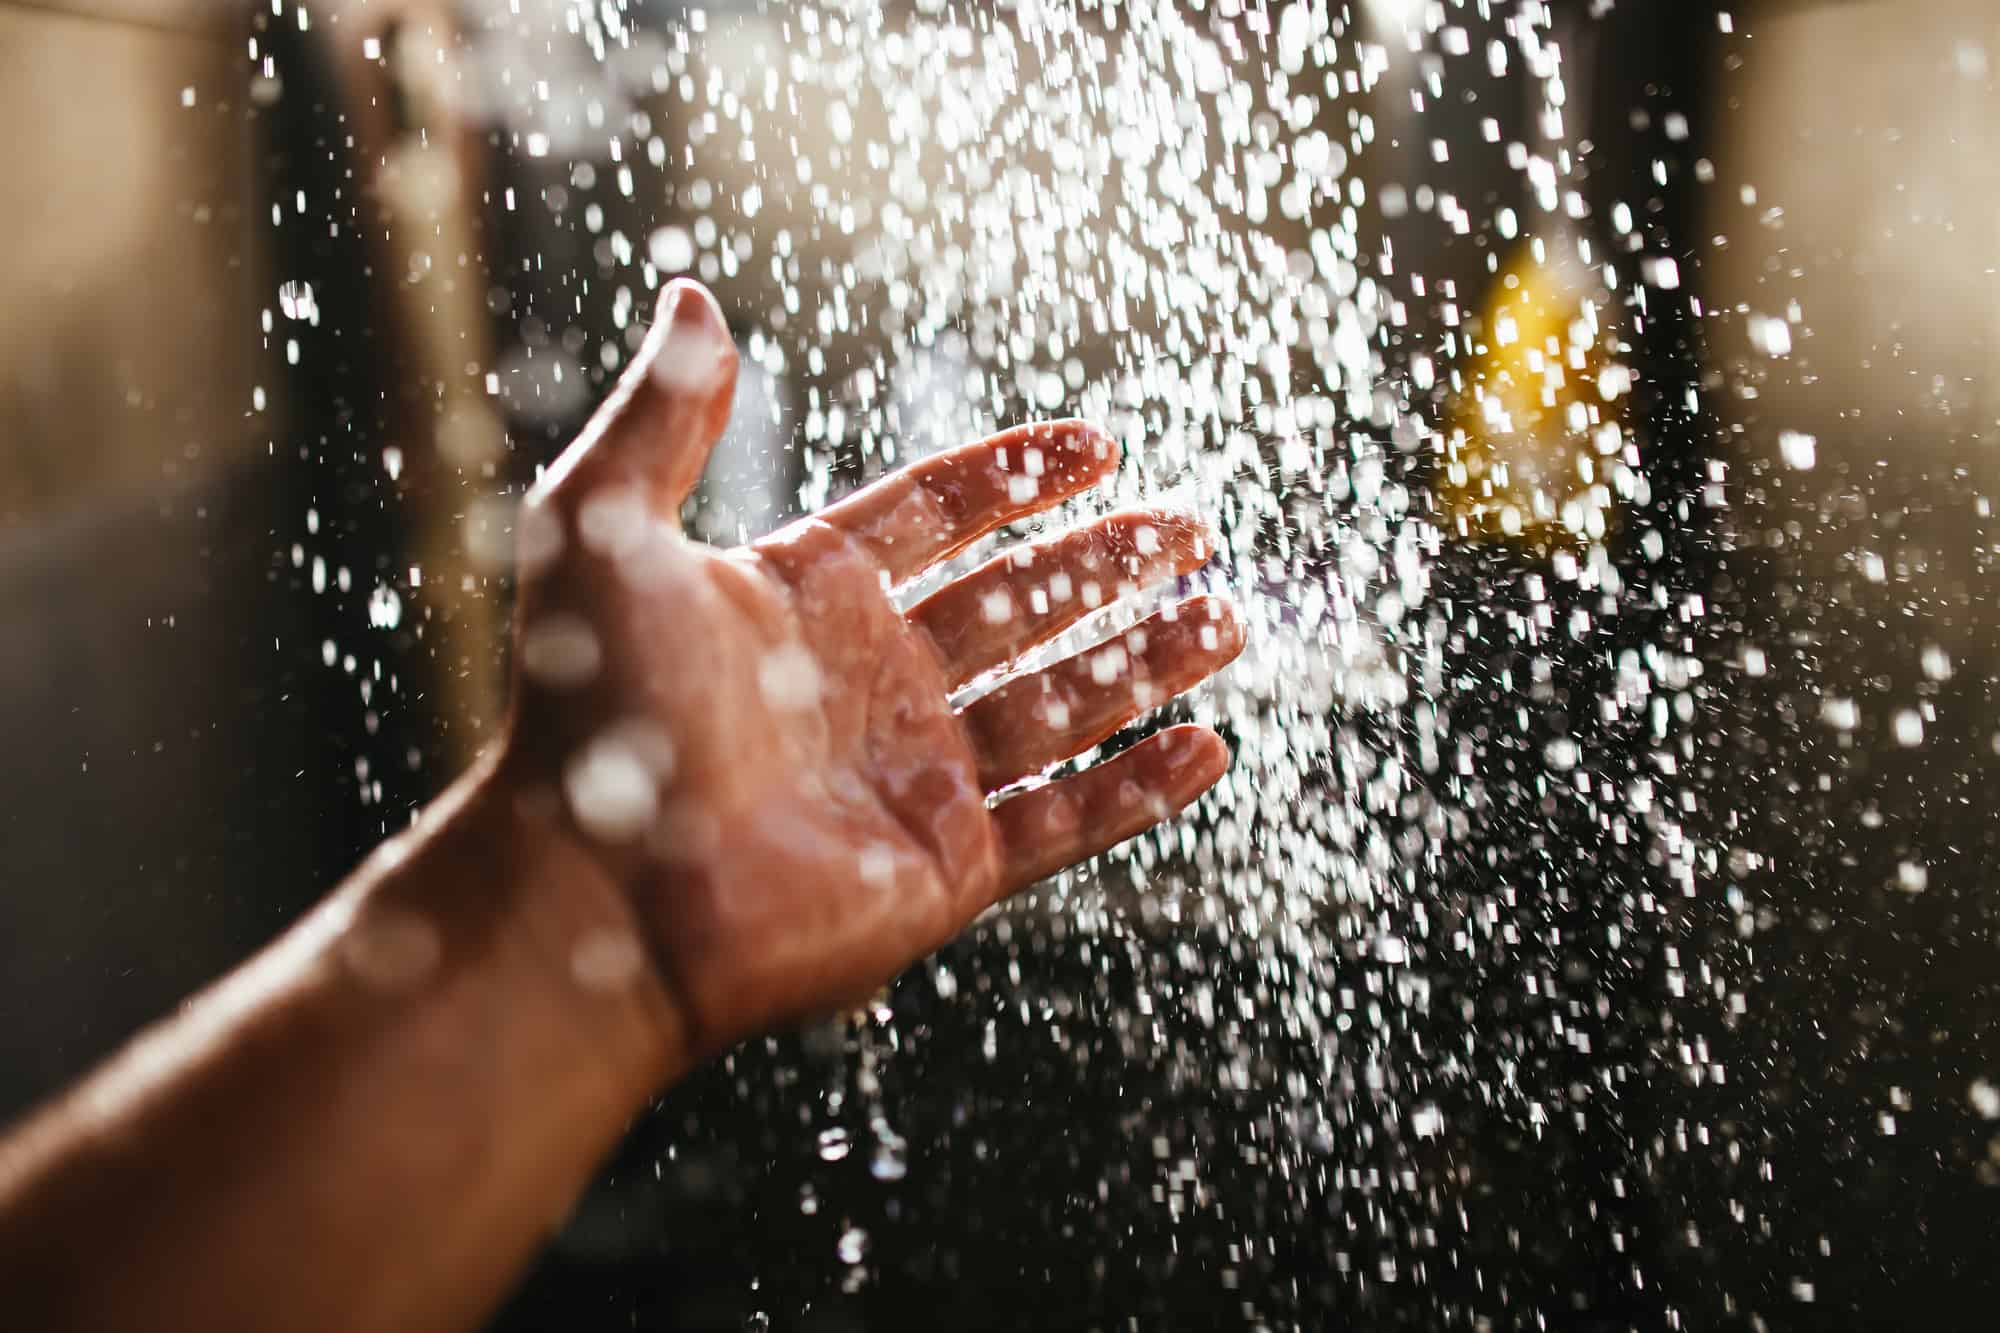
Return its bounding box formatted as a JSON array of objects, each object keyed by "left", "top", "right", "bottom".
[
  {"left": 500, "top": 279, "right": 1243, "bottom": 1059},
  {"left": 0, "top": 277, "right": 1244, "bottom": 1333}
]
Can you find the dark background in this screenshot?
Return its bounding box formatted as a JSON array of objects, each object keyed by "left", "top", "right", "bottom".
[{"left": 6, "top": 1, "right": 2000, "bottom": 1329}]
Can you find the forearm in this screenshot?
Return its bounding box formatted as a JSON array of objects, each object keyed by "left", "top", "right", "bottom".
[{"left": 0, "top": 754, "right": 687, "bottom": 1333}]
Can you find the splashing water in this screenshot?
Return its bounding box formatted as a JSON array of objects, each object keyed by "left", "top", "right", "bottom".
[{"left": 273, "top": 0, "right": 1847, "bottom": 1325}]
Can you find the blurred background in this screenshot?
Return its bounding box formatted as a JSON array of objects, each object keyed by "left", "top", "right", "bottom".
[{"left": 7, "top": 0, "right": 2000, "bottom": 1327}]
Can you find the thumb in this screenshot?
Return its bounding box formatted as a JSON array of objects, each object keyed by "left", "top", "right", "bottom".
[{"left": 534, "top": 278, "right": 739, "bottom": 522}]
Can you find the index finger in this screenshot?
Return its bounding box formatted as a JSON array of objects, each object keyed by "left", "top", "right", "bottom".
[{"left": 815, "top": 420, "right": 1118, "bottom": 583}]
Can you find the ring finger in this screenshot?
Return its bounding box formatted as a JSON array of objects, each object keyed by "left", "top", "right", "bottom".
[{"left": 959, "top": 594, "right": 1244, "bottom": 791}]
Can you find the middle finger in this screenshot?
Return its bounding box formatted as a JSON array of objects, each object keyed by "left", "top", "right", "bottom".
[{"left": 909, "top": 508, "right": 1213, "bottom": 691}]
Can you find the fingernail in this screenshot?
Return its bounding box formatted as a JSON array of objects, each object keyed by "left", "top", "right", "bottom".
[
  {"left": 659, "top": 278, "right": 728, "bottom": 338},
  {"left": 1046, "top": 420, "right": 1117, "bottom": 472},
  {"left": 1168, "top": 731, "right": 1228, "bottom": 787},
  {"left": 1174, "top": 512, "right": 1219, "bottom": 564},
  {"left": 649, "top": 280, "right": 735, "bottom": 395}
]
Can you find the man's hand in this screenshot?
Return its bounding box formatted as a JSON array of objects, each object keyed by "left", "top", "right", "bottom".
[
  {"left": 0, "top": 275, "right": 1243, "bottom": 1333},
  {"left": 498, "top": 278, "right": 1244, "bottom": 1062}
]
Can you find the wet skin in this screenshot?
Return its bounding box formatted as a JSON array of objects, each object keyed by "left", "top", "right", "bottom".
[
  {"left": 0, "top": 277, "right": 1243, "bottom": 1333},
  {"left": 504, "top": 277, "right": 1246, "bottom": 1062}
]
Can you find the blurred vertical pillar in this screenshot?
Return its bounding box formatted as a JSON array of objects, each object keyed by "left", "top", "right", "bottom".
[{"left": 325, "top": 2, "right": 510, "bottom": 760}]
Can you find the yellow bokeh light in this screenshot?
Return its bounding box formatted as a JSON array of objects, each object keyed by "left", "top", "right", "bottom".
[{"left": 1436, "top": 241, "right": 1629, "bottom": 547}]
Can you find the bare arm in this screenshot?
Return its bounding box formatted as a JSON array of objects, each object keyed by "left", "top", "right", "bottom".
[
  {"left": 0, "top": 763, "right": 678, "bottom": 1331},
  {"left": 0, "top": 280, "right": 1242, "bottom": 1332}
]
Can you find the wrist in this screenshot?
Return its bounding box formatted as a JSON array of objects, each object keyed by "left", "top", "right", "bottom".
[{"left": 355, "top": 747, "right": 697, "bottom": 1101}]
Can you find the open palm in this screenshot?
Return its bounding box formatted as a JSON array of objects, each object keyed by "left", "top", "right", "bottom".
[{"left": 501, "top": 281, "right": 1242, "bottom": 1058}]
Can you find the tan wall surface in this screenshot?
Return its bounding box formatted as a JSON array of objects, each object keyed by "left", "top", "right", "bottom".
[{"left": 0, "top": 0, "right": 263, "bottom": 524}]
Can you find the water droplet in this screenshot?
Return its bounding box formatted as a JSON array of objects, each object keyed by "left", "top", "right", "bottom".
[
  {"left": 571, "top": 929, "right": 647, "bottom": 990},
  {"left": 367, "top": 586, "right": 402, "bottom": 630},
  {"left": 836, "top": 1225, "right": 869, "bottom": 1265},
  {"left": 564, "top": 735, "right": 658, "bottom": 844},
  {"left": 758, "top": 643, "right": 824, "bottom": 712},
  {"left": 648, "top": 225, "right": 695, "bottom": 273},
  {"left": 520, "top": 615, "right": 601, "bottom": 689}
]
